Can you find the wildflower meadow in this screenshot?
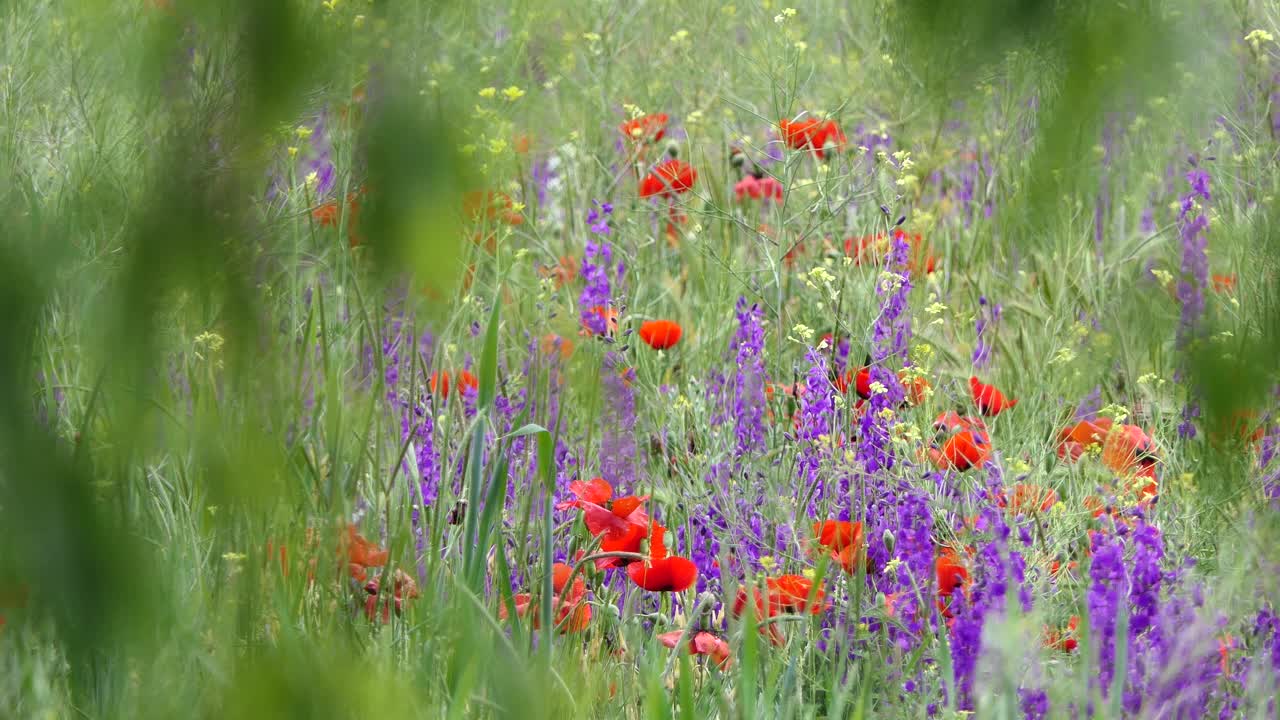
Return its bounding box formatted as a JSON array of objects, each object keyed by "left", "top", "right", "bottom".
[{"left": 4, "top": 0, "right": 1280, "bottom": 717}]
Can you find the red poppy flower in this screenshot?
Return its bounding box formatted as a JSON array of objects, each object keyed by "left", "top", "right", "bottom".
[
  {"left": 626, "top": 525, "right": 697, "bottom": 592},
  {"left": 969, "top": 376, "right": 1018, "bottom": 416},
  {"left": 619, "top": 113, "right": 670, "bottom": 144},
  {"left": 734, "top": 174, "right": 784, "bottom": 203},
  {"left": 1044, "top": 615, "right": 1080, "bottom": 652},
  {"left": 638, "top": 320, "right": 683, "bottom": 350},
  {"left": 557, "top": 477, "right": 652, "bottom": 569},
  {"left": 312, "top": 190, "right": 365, "bottom": 246},
  {"left": 1056, "top": 417, "right": 1114, "bottom": 462},
  {"left": 658, "top": 630, "right": 732, "bottom": 669},
  {"left": 812, "top": 520, "right": 867, "bottom": 574},
  {"left": 499, "top": 562, "right": 591, "bottom": 633},
  {"left": 429, "top": 370, "right": 479, "bottom": 400},
  {"left": 933, "top": 411, "right": 988, "bottom": 437},
  {"left": 778, "top": 117, "right": 846, "bottom": 160},
  {"left": 1212, "top": 273, "right": 1237, "bottom": 294},
  {"left": 639, "top": 159, "right": 697, "bottom": 198},
  {"left": 928, "top": 430, "right": 991, "bottom": 472},
  {"left": 936, "top": 547, "right": 969, "bottom": 619}
]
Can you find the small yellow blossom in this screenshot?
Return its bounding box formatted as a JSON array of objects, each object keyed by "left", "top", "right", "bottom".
[
  {"left": 502, "top": 85, "right": 525, "bottom": 101},
  {"left": 287, "top": 146, "right": 299, "bottom": 158},
  {"left": 488, "top": 137, "right": 508, "bottom": 155},
  {"left": 353, "top": 14, "right": 365, "bottom": 29},
  {"left": 295, "top": 126, "right": 313, "bottom": 140},
  {"left": 478, "top": 86, "right": 497, "bottom": 99}
]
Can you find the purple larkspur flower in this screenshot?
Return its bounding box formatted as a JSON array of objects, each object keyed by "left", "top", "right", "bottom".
[
  {"left": 733, "top": 298, "right": 767, "bottom": 459},
  {"left": 797, "top": 350, "right": 835, "bottom": 495},
  {"left": 599, "top": 352, "right": 637, "bottom": 492},
  {"left": 972, "top": 296, "right": 1002, "bottom": 370},
  {"left": 1176, "top": 168, "right": 1211, "bottom": 439},
  {"left": 1088, "top": 527, "right": 1127, "bottom": 698},
  {"left": 578, "top": 237, "right": 615, "bottom": 336}
]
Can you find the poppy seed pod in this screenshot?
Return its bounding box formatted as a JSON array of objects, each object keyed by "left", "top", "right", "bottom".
[
  {"left": 665, "top": 141, "right": 679, "bottom": 158},
  {"left": 882, "top": 529, "right": 896, "bottom": 556},
  {"left": 729, "top": 150, "right": 746, "bottom": 169}
]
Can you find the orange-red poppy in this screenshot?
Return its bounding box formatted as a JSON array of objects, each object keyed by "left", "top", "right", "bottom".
[
  {"left": 463, "top": 190, "right": 524, "bottom": 226},
  {"left": 733, "top": 574, "right": 828, "bottom": 620},
  {"left": 1212, "top": 273, "right": 1237, "bottom": 294},
  {"left": 626, "top": 525, "right": 697, "bottom": 592},
  {"left": 364, "top": 568, "right": 419, "bottom": 623},
  {"left": 845, "top": 230, "right": 936, "bottom": 275},
  {"left": 539, "top": 255, "right": 577, "bottom": 289},
  {"left": 812, "top": 520, "right": 867, "bottom": 574},
  {"left": 640, "top": 160, "right": 697, "bottom": 198},
  {"left": 970, "top": 376, "right": 1017, "bottom": 416},
  {"left": 1056, "top": 417, "right": 1114, "bottom": 462},
  {"left": 580, "top": 306, "right": 620, "bottom": 339},
  {"left": 557, "top": 477, "right": 652, "bottom": 569},
  {"left": 429, "top": 370, "right": 479, "bottom": 400},
  {"left": 778, "top": 117, "right": 846, "bottom": 160},
  {"left": 658, "top": 630, "right": 731, "bottom": 669},
  {"left": 936, "top": 547, "right": 969, "bottom": 619},
  {"left": 995, "top": 483, "right": 1058, "bottom": 515},
  {"left": 499, "top": 562, "right": 591, "bottom": 633},
  {"left": 1101, "top": 424, "right": 1159, "bottom": 498},
  {"left": 638, "top": 320, "right": 683, "bottom": 350},
  {"left": 928, "top": 430, "right": 991, "bottom": 472},
  {"left": 619, "top": 113, "right": 670, "bottom": 144},
  {"left": 342, "top": 525, "right": 388, "bottom": 584},
  {"left": 312, "top": 190, "right": 365, "bottom": 247},
  {"left": 540, "top": 334, "right": 575, "bottom": 361}
]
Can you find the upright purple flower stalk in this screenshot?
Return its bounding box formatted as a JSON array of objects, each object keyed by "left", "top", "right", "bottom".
[
  {"left": 600, "top": 352, "right": 637, "bottom": 492},
  {"left": 733, "top": 298, "right": 767, "bottom": 459},
  {"left": 1087, "top": 526, "right": 1128, "bottom": 698},
  {"left": 1176, "top": 167, "right": 1211, "bottom": 439},
  {"left": 972, "top": 296, "right": 1001, "bottom": 370},
  {"left": 579, "top": 202, "right": 615, "bottom": 335},
  {"left": 857, "top": 231, "right": 912, "bottom": 474},
  {"left": 797, "top": 350, "right": 835, "bottom": 502}
]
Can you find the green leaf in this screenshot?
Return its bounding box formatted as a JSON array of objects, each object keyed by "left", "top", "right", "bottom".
[{"left": 478, "top": 295, "right": 501, "bottom": 409}]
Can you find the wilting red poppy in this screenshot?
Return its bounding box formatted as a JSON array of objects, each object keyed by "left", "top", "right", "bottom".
[
  {"left": 734, "top": 174, "right": 784, "bottom": 203},
  {"left": 996, "top": 483, "right": 1058, "bottom": 515},
  {"left": 429, "top": 370, "right": 479, "bottom": 400},
  {"left": 936, "top": 547, "right": 969, "bottom": 618},
  {"left": 1056, "top": 417, "right": 1114, "bottom": 462},
  {"left": 627, "top": 525, "right": 697, "bottom": 592},
  {"left": 638, "top": 320, "right": 683, "bottom": 350},
  {"left": 969, "top": 376, "right": 1018, "bottom": 416},
  {"left": 463, "top": 190, "right": 524, "bottom": 225},
  {"left": 1044, "top": 615, "right": 1080, "bottom": 652},
  {"left": 929, "top": 430, "right": 991, "bottom": 472},
  {"left": 342, "top": 525, "right": 388, "bottom": 584},
  {"left": 658, "top": 630, "right": 732, "bottom": 669},
  {"left": 640, "top": 159, "right": 697, "bottom": 198},
  {"left": 364, "top": 568, "right": 419, "bottom": 624},
  {"left": 845, "top": 230, "right": 936, "bottom": 275},
  {"left": 499, "top": 562, "right": 591, "bottom": 633},
  {"left": 779, "top": 117, "right": 846, "bottom": 160},
  {"left": 619, "top": 113, "right": 670, "bottom": 144},
  {"left": 812, "top": 520, "right": 867, "bottom": 574}
]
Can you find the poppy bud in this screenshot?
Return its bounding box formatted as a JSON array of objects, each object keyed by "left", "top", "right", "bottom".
[
  {"left": 665, "top": 141, "right": 679, "bottom": 158},
  {"left": 730, "top": 150, "right": 746, "bottom": 169},
  {"left": 882, "top": 529, "right": 896, "bottom": 556},
  {"left": 821, "top": 139, "right": 839, "bottom": 159},
  {"left": 750, "top": 164, "right": 765, "bottom": 180}
]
